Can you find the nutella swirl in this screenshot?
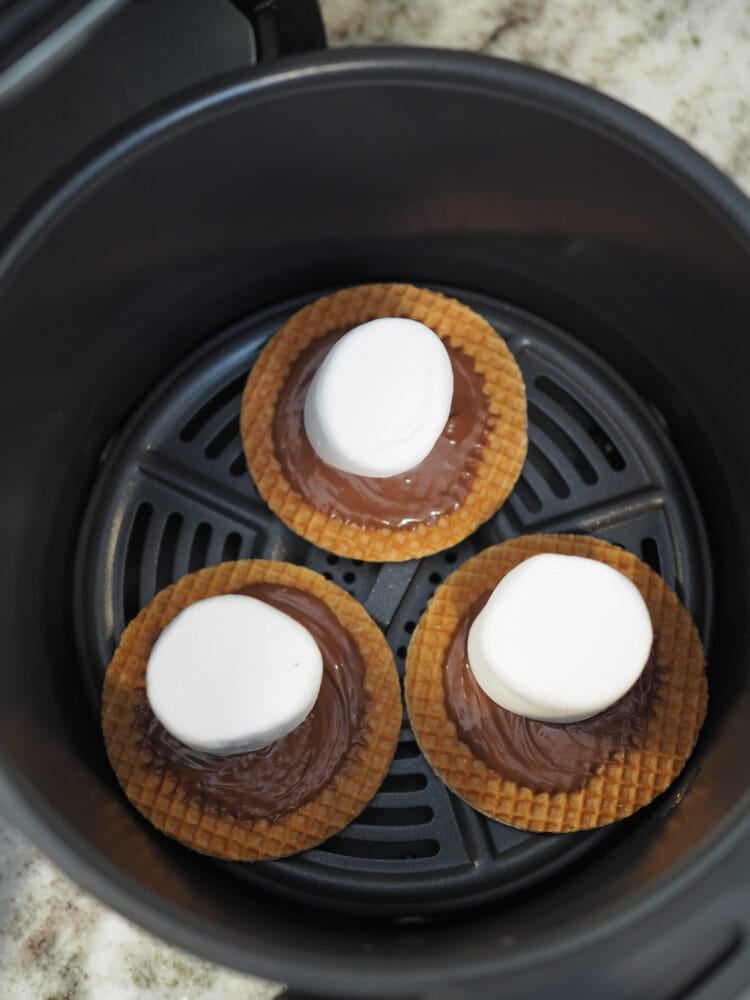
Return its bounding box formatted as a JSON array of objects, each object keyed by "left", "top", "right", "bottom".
[
  {"left": 273, "top": 329, "right": 489, "bottom": 529},
  {"left": 134, "top": 583, "right": 369, "bottom": 822},
  {"left": 443, "top": 592, "right": 661, "bottom": 794}
]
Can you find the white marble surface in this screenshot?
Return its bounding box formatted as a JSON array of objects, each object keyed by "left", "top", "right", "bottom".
[
  {"left": 0, "top": 821, "right": 282, "bottom": 999},
  {"left": 3, "top": 2, "right": 750, "bottom": 998},
  {"left": 324, "top": 0, "right": 750, "bottom": 195}
]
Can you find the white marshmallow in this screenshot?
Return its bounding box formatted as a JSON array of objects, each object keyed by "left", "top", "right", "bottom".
[
  {"left": 146, "top": 594, "right": 323, "bottom": 754},
  {"left": 467, "top": 553, "right": 653, "bottom": 723},
  {"left": 303, "top": 317, "right": 454, "bottom": 478}
]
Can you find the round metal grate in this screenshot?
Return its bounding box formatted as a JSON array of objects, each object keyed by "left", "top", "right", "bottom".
[{"left": 73, "top": 287, "right": 712, "bottom": 917}]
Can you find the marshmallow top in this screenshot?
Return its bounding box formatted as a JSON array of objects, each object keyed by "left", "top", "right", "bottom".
[
  {"left": 146, "top": 594, "right": 323, "bottom": 754},
  {"left": 467, "top": 553, "right": 653, "bottom": 723},
  {"left": 303, "top": 317, "right": 454, "bottom": 478}
]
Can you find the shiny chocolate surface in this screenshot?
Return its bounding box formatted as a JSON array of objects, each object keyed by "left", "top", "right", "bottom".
[
  {"left": 273, "top": 329, "right": 489, "bottom": 529},
  {"left": 134, "top": 583, "right": 369, "bottom": 821},
  {"left": 443, "top": 592, "right": 660, "bottom": 794}
]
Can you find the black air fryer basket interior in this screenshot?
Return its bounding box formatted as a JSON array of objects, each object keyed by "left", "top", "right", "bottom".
[
  {"left": 2, "top": 46, "right": 750, "bottom": 999},
  {"left": 74, "top": 286, "right": 711, "bottom": 918}
]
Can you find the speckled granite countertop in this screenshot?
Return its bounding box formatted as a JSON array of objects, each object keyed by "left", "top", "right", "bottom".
[{"left": 3, "top": 2, "right": 750, "bottom": 998}]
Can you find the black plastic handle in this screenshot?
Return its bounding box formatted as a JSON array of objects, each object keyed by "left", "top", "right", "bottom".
[
  {"left": 228, "top": 0, "right": 327, "bottom": 61},
  {"left": 0, "top": 0, "right": 124, "bottom": 105}
]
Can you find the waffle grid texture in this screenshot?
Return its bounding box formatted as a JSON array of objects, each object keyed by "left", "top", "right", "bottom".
[
  {"left": 241, "top": 283, "right": 527, "bottom": 561},
  {"left": 405, "top": 534, "right": 708, "bottom": 833},
  {"left": 102, "top": 560, "right": 401, "bottom": 860}
]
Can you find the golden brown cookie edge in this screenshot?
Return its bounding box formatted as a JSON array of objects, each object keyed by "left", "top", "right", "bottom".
[
  {"left": 102, "top": 559, "right": 402, "bottom": 861},
  {"left": 240, "top": 283, "right": 528, "bottom": 562},
  {"left": 404, "top": 533, "right": 708, "bottom": 833}
]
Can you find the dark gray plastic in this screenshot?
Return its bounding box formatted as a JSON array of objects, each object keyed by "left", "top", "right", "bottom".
[
  {"left": 0, "top": 0, "right": 123, "bottom": 104},
  {"left": 3, "top": 46, "right": 750, "bottom": 998}
]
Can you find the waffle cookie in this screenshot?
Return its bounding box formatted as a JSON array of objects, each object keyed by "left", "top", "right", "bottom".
[
  {"left": 102, "top": 560, "right": 401, "bottom": 861},
  {"left": 240, "top": 284, "right": 527, "bottom": 562},
  {"left": 405, "top": 534, "right": 708, "bottom": 833}
]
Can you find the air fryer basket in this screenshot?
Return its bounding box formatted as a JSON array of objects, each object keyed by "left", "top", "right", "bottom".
[
  {"left": 2, "top": 48, "right": 750, "bottom": 998},
  {"left": 74, "top": 287, "right": 711, "bottom": 917}
]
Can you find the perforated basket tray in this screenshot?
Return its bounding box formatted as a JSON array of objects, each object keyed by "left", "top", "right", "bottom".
[{"left": 73, "top": 286, "right": 712, "bottom": 917}]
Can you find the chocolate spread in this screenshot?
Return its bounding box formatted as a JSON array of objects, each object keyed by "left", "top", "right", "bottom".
[
  {"left": 273, "top": 329, "right": 489, "bottom": 529},
  {"left": 134, "top": 583, "right": 370, "bottom": 822},
  {"left": 443, "top": 592, "right": 661, "bottom": 794}
]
